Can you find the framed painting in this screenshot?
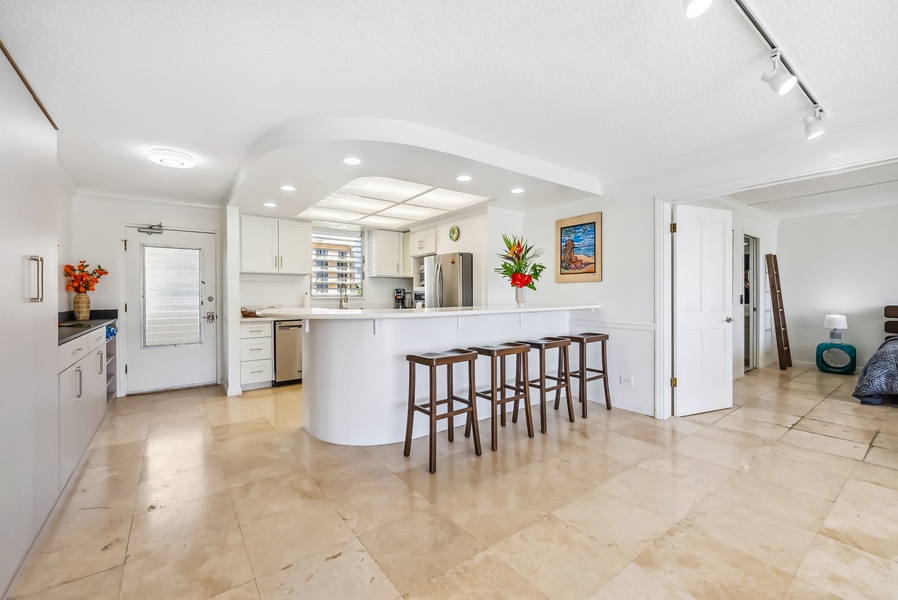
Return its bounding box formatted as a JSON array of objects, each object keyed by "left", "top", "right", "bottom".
[{"left": 555, "top": 212, "right": 602, "bottom": 283}]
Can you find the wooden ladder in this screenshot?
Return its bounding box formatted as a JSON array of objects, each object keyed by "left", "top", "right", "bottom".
[{"left": 765, "top": 254, "right": 792, "bottom": 370}]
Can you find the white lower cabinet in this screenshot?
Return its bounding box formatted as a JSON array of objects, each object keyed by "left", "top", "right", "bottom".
[
  {"left": 58, "top": 340, "right": 107, "bottom": 486},
  {"left": 240, "top": 321, "right": 273, "bottom": 388}
]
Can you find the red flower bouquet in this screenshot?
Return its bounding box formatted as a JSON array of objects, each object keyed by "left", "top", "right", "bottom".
[
  {"left": 495, "top": 234, "right": 545, "bottom": 290},
  {"left": 64, "top": 260, "right": 109, "bottom": 293}
]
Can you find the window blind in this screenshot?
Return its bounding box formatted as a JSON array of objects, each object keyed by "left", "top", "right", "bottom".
[
  {"left": 142, "top": 246, "right": 202, "bottom": 347},
  {"left": 311, "top": 230, "right": 363, "bottom": 297}
]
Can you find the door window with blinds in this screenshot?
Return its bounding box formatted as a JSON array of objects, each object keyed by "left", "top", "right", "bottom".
[
  {"left": 311, "top": 230, "right": 363, "bottom": 297},
  {"left": 142, "top": 245, "right": 203, "bottom": 347}
]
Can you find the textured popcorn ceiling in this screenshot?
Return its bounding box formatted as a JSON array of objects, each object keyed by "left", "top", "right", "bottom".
[{"left": 1, "top": 1, "right": 896, "bottom": 205}]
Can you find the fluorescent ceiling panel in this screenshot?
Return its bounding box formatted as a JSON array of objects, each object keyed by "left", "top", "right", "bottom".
[
  {"left": 298, "top": 207, "right": 366, "bottom": 222},
  {"left": 356, "top": 215, "right": 414, "bottom": 229},
  {"left": 318, "top": 192, "right": 395, "bottom": 214},
  {"left": 378, "top": 204, "right": 448, "bottom": 220},
  {"left": 406, "top": 188, "right": 491, "bottom": 210},
  {"left": 341, "top": 176, "right": 433, "bottom": 201}
]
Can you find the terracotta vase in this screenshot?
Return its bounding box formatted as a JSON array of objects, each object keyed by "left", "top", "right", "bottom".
[
  {"left": 73, "top": 292, "right": 90, "bottom": 321},
  {"left": 515, "top": 286, "right": 527, "bottom": 308}
]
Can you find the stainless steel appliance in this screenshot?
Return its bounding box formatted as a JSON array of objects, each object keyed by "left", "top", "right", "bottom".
[
  {"left": 394, "top": 288, "right": 407, "bottom": 309},
  {"left": 423, "top": 252, "right": 473, "bottom": 308},
  {"left": 274, "top": 320, "right": 303, "bottom": 384}
]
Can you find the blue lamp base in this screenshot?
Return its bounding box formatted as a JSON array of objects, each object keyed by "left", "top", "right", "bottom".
[{"left": 815, "top": 343, "right": 857, "bottom": 375}]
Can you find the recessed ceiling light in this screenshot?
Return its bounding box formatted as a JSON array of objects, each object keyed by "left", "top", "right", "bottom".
[
  {"left": 148, "top": 148, "right": 195, "bottom": 169},
  {"left": 456, "top": 175, "right": 471, "bottom": 182},
  {"left": 264, "top": 202, "right": 277, "bottom": 208},
  {"left": 338, "top": 224, "right": 351, "bottom": 229},
  {"left": 343, "top": 157, "right": 362, "bottom": 166},
  {"left": 280, "top": 185, "right": 296, "bottom": 192},
  {"left": 510, "top": 188, "right": 525, "bottom": 194}
]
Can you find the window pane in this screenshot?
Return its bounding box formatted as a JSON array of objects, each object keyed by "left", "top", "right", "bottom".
[
  {"left": 311, "top": 230, "right": 364, "bottom": 297},
  {"left": 143, "top": 246, "right": 202, "bottom": 347}
]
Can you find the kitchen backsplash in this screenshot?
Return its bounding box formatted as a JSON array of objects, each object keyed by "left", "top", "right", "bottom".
[{"left": 239, "top": 273, "right": 411, "bottom": 310}]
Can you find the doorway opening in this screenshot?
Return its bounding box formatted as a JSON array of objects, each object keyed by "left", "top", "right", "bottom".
[{"left": 743, "top": 234, "right": 759, "bottom": 372}]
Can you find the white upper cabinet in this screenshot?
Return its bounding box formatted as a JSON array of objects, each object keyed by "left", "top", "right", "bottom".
[
  {"left": 408, "top": 228, "right": 436, "bottom": 257},
  {"left": 367, "top": 229, "right": 403, "bottom": 278},
  {"left": 241, "top": 215, "right": 311, "bottom": 274}
]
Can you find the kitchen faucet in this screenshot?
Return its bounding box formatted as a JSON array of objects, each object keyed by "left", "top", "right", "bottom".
[{"left": 338, "top": 284, "right": 348, "bottom": 309}]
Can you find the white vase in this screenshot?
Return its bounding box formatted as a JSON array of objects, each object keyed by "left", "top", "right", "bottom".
[{"left": 515, "top": 286, "right": 527, "bottom": 308}]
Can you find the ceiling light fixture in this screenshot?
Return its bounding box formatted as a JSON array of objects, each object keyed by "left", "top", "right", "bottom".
[
  {"left": 761, "top": 49, "right": 797, "bottom": 95},
  {"left": 147, "top": 148, "right": 195, "bottom": 169},
  {"left": 456, "top": 175, "right": 471, "bottom": 182},
  {"left": 263, "top": 202, "right": 277, "bottom": 208},
  {"left": 683, "top": 0, "right": 713, "bottom": 18},
  {"left": 803, "top": 106, "right": 825, "bottom": 140},
  {"left": 343, "top": 157, "right": 362, "bottom": 166},
  {"left": 510, "top": 188, "right": 524, "bottom": 194},
  {"left": 280, "top": 185, "right": 296, "bottom": 192}
]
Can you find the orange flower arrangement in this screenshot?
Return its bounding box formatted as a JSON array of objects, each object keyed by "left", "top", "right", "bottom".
[{"left": 64, "top": 260, "right": 109, "bottom": 293}]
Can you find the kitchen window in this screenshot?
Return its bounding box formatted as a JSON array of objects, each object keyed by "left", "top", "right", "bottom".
[{"left": 311, "top": 230, "right": 363, "bottom": 297}]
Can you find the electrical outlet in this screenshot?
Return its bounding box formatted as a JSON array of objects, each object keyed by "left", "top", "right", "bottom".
[{"left": 619, "top": 375, "right": 634, "bottom": 386}]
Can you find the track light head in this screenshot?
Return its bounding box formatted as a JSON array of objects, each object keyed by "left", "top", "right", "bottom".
[
  {"left": 803, "top": 107, "right": 825, "bottom": 140},
  {"left": 683, "top": 0, "right": 713, "bottom": 18},
  {"left": 761, "top": 50, "right": 797, "bottom": 95}
]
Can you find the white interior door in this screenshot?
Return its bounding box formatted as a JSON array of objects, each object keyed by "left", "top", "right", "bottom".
[
  {"left": 125, "top": 227, "right": 217, "bottom": 393},
  {"left": 673, "top": 205, "right": 733, "bottom": 416}
]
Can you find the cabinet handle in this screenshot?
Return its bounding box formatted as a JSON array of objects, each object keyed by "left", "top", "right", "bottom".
[
  {"left": 75, "top": 367, "right": 83, "bottom": 400},
  {"left": 250, "top": 369, "right": 263, "bottom": 374},
  {"left": 29, "top": 256, "right": 44, "bottom": 302},
  {"left": 274, "top": 255, "right": 278, "bottom": 267},
  {"left": 98, "top": 351, "right": 104, "bottom": 374},
  {"left": 73, "top": 347, "right": 84, "bottom": 355},
  {"left": 280, "top": 256, "right": 283, "bottom": 268},
  {"left": 248, "top": 329, "right": 263, "bottom": 333},
  {"left": 249, "top": 347, "right": 262, "bottom": 351}
]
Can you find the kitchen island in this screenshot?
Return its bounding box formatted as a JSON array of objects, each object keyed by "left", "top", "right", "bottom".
[{"left": 255, "top": 305, "right": 599, "bottom": 445}]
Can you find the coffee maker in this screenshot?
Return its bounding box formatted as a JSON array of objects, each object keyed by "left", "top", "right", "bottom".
[{"left": 394, "top": 288, "right": 407, "bottom": 309}]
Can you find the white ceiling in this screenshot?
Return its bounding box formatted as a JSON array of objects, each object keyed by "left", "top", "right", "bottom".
[{"left": 2, "top": 1, "right": 897, "bottom": 210}]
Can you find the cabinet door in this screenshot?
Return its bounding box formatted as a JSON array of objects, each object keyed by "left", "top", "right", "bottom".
[
  {"left": 400, "top": 232, "right": 412, "bottom": 277},
  {"left": 59, "top": 361, "right": 90, "bottom": 484},
  {"left": 278, "top": 220, "right": 311, "bottom": 274},
  {"left": 409, "top": 229, "right": 436, "bottom": 257},
  {"left": 370, "top": 230, "right": 400, "bottom": 277},
  {"left": 241, "top": 215, "right": 279, "bottom": 273}
]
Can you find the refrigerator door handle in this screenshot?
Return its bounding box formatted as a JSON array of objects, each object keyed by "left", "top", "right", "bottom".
[{"left": 435, "top": 262, "right": 443, "bottom": 308}]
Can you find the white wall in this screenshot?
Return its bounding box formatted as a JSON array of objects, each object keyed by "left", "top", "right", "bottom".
[
  {"left": 778, "top": 204, "right": 898, "bottom": 365},
  {"left": 56, "top": 182, "right": 74, "bottom": 313}
]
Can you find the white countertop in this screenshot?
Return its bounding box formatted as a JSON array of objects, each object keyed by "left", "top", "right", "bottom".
[{"left": 247, "top": 305, "right": 599, "bottom": 321}]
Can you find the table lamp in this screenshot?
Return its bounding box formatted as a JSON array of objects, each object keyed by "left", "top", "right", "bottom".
[{"left": 823, "top": 314, "right": 848, "bottom": 344}]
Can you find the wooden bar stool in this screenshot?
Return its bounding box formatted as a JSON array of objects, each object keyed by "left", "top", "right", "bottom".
[
  {"left": 403, "top": 349, "right": 482, "bottom": 473},
  {"left": 466, "top": 343, "right": 533, "bottom": 451},
  {"left": 516, "top": 337, "right": 574, "bottom": 433},
  {"left": 559, "top": 333, "right": 611, "bottom": 417}
]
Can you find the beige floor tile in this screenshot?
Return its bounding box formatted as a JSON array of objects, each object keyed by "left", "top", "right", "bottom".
[
  {"left": 680, "top": 495, "right": 816, "bottom": 573},
  {"left": 728, "top": 405, "right": 803, "bottom": 427},
  {"left": 547, "top": 443, "right": 630, "bottom": 486},
  {"left": 491, "top": 516, "right": 627, "bottom": 600},
  {"left": 835, "top": 478, "right": 898, "bottom": 516},
  {"left": 680, "top": 410, "right": 726, "bottom": 424},
  {"left": 42, "top": 465, "right": 139, "bottom": 536},
  {"left": 850, "top": 460, "right": 898, "bottom": 492},
  {"left": 740, "top": 396, "right": 816, "bottom": 417},
  {"left": 405, "top": 551, "right": 547, "bottom": 600},
  {"left": 207, "top": 580, "right": 260, "bottom": 599},
  {"left": 756, "top": 389, "right": 824, "bottom": 406},
  {"left": 494, "top": 459, "right": 595, "bottom": 513},
  {"left": 638, "top": 452, "right": 735, "bottom": 493},
  {"left": 712, "top": 472, "right": 833, "bottom": 532},
  {"left": 609, "top": 420, "right": 689, "bottom": 448},
  {"left": 87, "top": 423, "right": 149, "bottom": 449},
  {"left": 873, "top": 431, "right": 898, "bottom": 451},
  {"left": 820, "top": 501, "right": 898, "bottom": 560},
  {"left": 397, "top": 452, "right": 501, "bottom": 505},
  {"left": 7, "top": 517, "right": 130, "bottom": 597},
  {"left": 795, "top": 535, "right": 898, "bottom": 600},
  {"left": 364, "top": 435, "right": 468, "bottom": 474},
  {"left": 590, "top": 563, "right": 697, "bottom": 600},
  {"left": 144, "top": 416, "right": 216, "bottom": 456},
  {"left": 228, "top": 469, "right": 325, "bottom": 526},
  {"left": 553, "top": 489, "right": 675, "bottom": 561},
  {"left": 817, "top": 399, "right": 889, "bottom": 418},
  {"left": 781, "top": 576, "right": 844, "bottom": 600},
  {"left": 585, "top": 431, "right": 661, "bottom": 464},
  {"left": 437, "top": 480, "right": 546, "bottom": 547},
  {"left": 794, "top": 417, "right": 877, "bottom": 444},
  {"left": 79, "top": 440, "right": 146, "bottom": 472},
  {"left": 215, "top": 431, "right": 287, "bottom": 463},
  {"left": 358, "top": 506, "right": 485, "bottom": 595},
  {"left": 241, "top": 499, "right": 356, "bottom": 577},
  {"left": 865, "top": 446, "right": 898, "bottom": 470},
  {"left": 126, "top": 490, "right": 238, "bottom": 562},
  {"left": 713, "top": 414, "right": 788, "bottom": 440},
  {"left": 139, "top": 443, "right": 220, "bottom": 482},
  {"left": 220, "top": 446, "right": 302, "bottom": 489},
  {"left": 134, "top": 464, "right": 228, "bottom": 511},
  {"left": 5, "top": 565, "right": 124, "bottom": 600},
  {"left": 634, "top": 525, "right": 792, "bottom": 600},
  {"left": 781, "top": 428, "right": 868, "bottom": 460},
  {"left": 743, "top": 444, "right": 854, "bottom": 501},
  {"left": 148, "top": 401, "right": 208, "bottom": 425},
  {"left": 804, "top": 408, "right": 883, "bottom": 431},
  {"left": 204, "top": 400, "right": 266, "bottom": 427},
  {"left": 328, "top": 472, "right": 432, "bottom": 535},
  {"left": 597, "top": 466, "right": 709, "bottom": 521},
  {"left": 119, "top": 528, "right": 253, "bottom": 600},
  {"left": 210, "top": 417, "right": 275, "bottom": 443},
  {"left": 255, "top": 538, "right": 399, "bottom": 600},
  {"left": 109, "top": 395, "right": 154, "bottom": 416},
  {"left": 881, "top": 419, "right": 898, "bottom": 435},
  {"left": 668, "top": 433, "right": 758, "bottom": 471}
]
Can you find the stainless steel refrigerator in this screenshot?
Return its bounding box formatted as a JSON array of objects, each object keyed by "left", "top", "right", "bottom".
[{"left": 423, "top": 252, "right": 473, "bottom": 308}]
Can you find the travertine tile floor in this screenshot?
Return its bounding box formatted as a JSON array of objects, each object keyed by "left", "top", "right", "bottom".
[{"left": 6, "top": 364, "right": 898, "bottom": 599}]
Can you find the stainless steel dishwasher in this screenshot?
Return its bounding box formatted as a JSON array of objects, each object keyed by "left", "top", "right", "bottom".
[{"left": 274, "top": 320, "right": 303, "bottom": 384}]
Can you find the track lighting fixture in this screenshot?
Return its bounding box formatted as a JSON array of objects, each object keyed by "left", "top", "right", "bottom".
[
  {"left": 683, "top": 0, "right": 713, "bottom": 18},
  {"left": 761, "top": 50, "right": 797, "bottom": 95},
  {"left": 803, "top": 106, "right": 825, "bottom": 140}
]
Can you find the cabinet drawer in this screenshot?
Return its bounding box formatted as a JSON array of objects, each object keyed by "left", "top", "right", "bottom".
[
  {"left": 87, "top": 327, "right": 107, "bottom": 352},
  {"left": 58, "top": 337, "right": 91, "bottom": 372},
  {"left": 241, "top": 359, "right": 272, "bottom": 384},
  {"left": 240, "top": 322, "right": 272, "bottom": 338},
  {"left": 240, "top": 337, "right": 272, "bottom": 361}
]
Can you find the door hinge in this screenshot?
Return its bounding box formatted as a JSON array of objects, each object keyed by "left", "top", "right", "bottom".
[
  {"left": 670, "top": 223, "right": 677, "bottom": 233},
  {"left": 123, "top": 239, "right": 127, "bottom": 251},
  {"left": 125, "top": 364, "right": 128, "bottom": 374},
  {"left": 124, "top": 303, "right": 128, "bottom": 312},
  {"left": 670, "top": 377, "right": 677, "bottom": 387}
]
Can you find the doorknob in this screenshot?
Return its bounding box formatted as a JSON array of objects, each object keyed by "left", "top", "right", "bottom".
[
  {"left": 206, "top": 311, "right": 216, "bottom": 323},
  {"left": 725, "top": 316, "right": 734, "bottom": 323}
]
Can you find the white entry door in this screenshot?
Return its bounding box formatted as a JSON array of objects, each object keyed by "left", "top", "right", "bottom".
[
  {"left": 125, "top": 227, "right": 217, "bottom": 393},
  {"left": 673, "top": 205, "right": 733, "bottom": 416}
]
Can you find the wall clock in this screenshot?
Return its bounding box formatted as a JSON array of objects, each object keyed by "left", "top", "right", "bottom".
[{"left": 448, "top": 225, "right": 460, "bottom": 241}]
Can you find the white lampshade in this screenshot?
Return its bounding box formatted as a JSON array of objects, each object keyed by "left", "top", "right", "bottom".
[
  {"left": 823, "top": 314, "right": 848, "bottom": 329},
  {"left": 684, "top": 0, "right": 713, "bottom": 18}
]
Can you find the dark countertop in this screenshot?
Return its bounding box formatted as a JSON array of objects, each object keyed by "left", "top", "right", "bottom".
[{"left": 58, "top": 318, "right": 117, "bottom": 345}]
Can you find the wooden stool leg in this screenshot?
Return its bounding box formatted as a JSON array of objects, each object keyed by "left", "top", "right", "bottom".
[
  {"left": 499, "top": 355, "right": 508, "bottom": 427},
  {"left": 522, "top": 352, "right": 534, "bottom": 438},
  {"left": 490, "top": 356, "right": 498, "bottom": 451},
  {"left": 564, "top": 346, "right": 575, "bottom": 423},
  {"left": 580, "top": 341, "right": 588, "bottom": 418},
  {"left": 539, "top": 348, "right": 548, "bottom": 434},
  {"left": 428, "top": 365, "right": 437, "bottom": 473},
  {"left": 403, "top": 361, "right": 416, "bottom": 457},
  {"left": 512, "top": 352, "right": 522, "bottom": 423},
  {"left": 554, "top": 346, "right": 563, "bottom": 411},
  {"left": 468, "top": 359, "right": 482, "bottom": 456},
  {"left": 446, "top": 363, "right": 454, "bottom": 442},
  {"left": 602, "top": 339, "right": 612, "bottom": 410}
]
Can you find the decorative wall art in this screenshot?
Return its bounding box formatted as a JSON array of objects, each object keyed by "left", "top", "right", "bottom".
[{"left": 555, "top": 212, "right": 602, "bottom": 283}]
